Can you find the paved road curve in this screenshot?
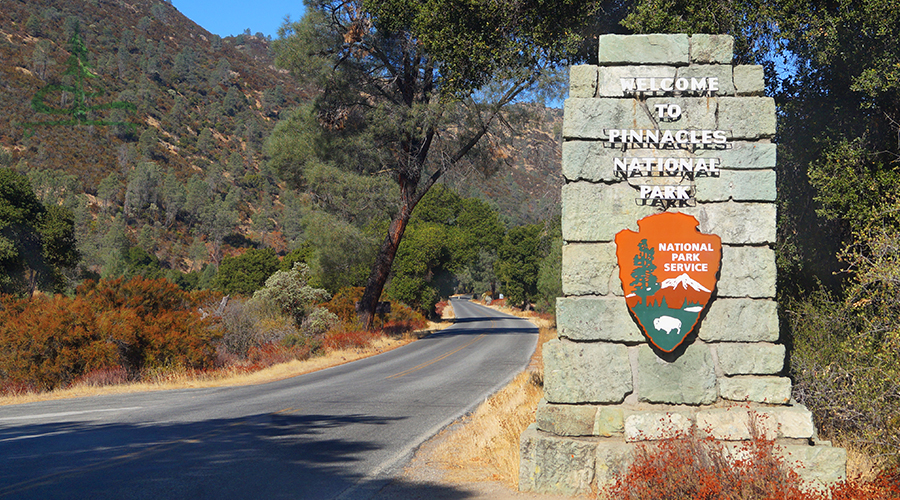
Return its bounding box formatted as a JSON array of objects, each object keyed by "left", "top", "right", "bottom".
[{"left": 0, "top": 298, "right": 537, "bottom": 499}]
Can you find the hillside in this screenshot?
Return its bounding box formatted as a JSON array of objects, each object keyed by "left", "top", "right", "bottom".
[
  {"left": 0, "top": 0, "right": 305, "bottom": 186},
  {"left": 0, "top": 0, "right": 563, "bottom": 277}
]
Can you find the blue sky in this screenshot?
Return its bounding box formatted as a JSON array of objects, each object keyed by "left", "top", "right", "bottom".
[{"left": 172, "top": 0, "right": 303, "bottom": 38}]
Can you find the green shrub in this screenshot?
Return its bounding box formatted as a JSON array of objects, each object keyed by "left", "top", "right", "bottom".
[{"left": 789, "top": 221, "right": 900, "bottom": 465}]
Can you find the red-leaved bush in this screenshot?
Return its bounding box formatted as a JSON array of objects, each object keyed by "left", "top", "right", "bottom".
[
  {"left": 322, "top": 328, "right": 381, "bottom": 350},
  {"left": 602, "top": 424, "right": 900, "bottom": 500}
]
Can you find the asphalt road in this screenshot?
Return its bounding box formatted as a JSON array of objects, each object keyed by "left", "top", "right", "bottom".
[{"left": 0, "top": 298, "right": 538, "bottom": 499}]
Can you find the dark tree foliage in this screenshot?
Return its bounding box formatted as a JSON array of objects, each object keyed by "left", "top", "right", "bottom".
[
  {"left": 272, "top": 0, "right": 601, "bottom": 327},
  {"left": 0, "top": 168, "right": 79, "bottom": 295},
  {"left": 497, "top": 223, "right": 544, "bottom": 309},
  {"left": 211, "top": 247, "right": 280, "bottom": 296}
]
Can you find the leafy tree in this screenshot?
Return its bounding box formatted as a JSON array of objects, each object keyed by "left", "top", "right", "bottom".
[
  {"left": 124, "top": 161, "right": 160, "bottom": 217},
  {"left": 250, "top": 262, "right": 331, "bottom": 327},
  {"left": 272, "top": 0, "right": 601, "bottom": 327},
  {"left": 0, "top": 169, "right": 80, "bottom": 294},
  {"left": 160, "top": 169, "right": 185, "bottom": 227},
  {"left": 497, "top": 223, "right": 543, "bottom": 308},
  {"left": 536, "top": 230, "right": 562, "bottom": 314},
  {"left": 211, "top": 247, "right": 279, "bottom": 296},
  {"left": 25, "top": 14, "right": 42, "bottom": 37}
]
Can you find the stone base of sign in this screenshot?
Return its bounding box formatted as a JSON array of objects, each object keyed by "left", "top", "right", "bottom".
[{"left": 520, "top": 401, "right": 847, "bottom": 495}]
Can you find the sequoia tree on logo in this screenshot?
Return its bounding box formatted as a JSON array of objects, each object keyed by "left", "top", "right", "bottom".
[
  {"left": 630, "top": 238, "right": 660, "bottom": 302},
  {"left": 615, "top": 212, "right": 722, "bottom": 352}
]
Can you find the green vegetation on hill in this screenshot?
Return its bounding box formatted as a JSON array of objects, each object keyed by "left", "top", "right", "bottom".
[{"left": 0, "top": 0, "right": 565, "bottom": 290}]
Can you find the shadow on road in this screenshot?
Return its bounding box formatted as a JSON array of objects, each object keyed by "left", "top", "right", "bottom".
[{"left": 0, "top": 412, "right": 476, "bottom": 500}]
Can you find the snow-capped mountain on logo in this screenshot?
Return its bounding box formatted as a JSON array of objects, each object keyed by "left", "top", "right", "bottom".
[{"left": 661, "top": 273, "right": 711, "bottom": 293}]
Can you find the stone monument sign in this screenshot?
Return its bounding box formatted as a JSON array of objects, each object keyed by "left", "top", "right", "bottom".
[{"left": 518, "top": 34, "right": 847, "bottom": 496}]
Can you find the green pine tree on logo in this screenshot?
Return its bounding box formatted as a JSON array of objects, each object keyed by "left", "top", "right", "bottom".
[{"left": 630, "top": 238, "right": 659, "bottom": 304}]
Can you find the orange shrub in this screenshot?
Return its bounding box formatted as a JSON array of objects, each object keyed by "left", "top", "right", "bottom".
[
  {"left": 0, "top": 276, "right": 219, "bottom": 393},
  {"left": 322, "top": 287, "right": 364, "bottom": 324},
  {"left": 384, "top": 302, "right": 427, "bottom": 330},
  {"left": 78, "top": 277, "right": 219, "bottom": 375},
  {"left": 831, "top": 468, "right": 900, "bottom": 500},
  {"left": 0, "top": 295, "right": 116, "bottom": 392}
]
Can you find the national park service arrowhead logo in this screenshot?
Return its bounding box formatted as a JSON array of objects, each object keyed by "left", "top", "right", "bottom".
[{"left": 615, "top": 212, "right": 722, "bottom": 352}]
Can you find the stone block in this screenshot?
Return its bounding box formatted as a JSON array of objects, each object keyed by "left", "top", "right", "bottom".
[
  {"left": 562, "top": 243, "right": 618, "bottom": 296},
  {"left": 536, "top": 400, "right": 597, "bottom": 436},
  {"left": 561, "top": 182, "right": 655, "bottom": 242},
  {"left": 757, "top": 405, "right": 816, "bottom": 439},
  {"left": 718, "top": 245, "right": 777, "bottom": 298},
  {"left": 544, "top": 339, "right": 633, "bottom": 404},
  {"left": 675, "top": 64, "right": 735, "bottom": 95},
  {"left": 636, "top": 343, "right": 718, "bottom": 405},
  {"left": 715, "top": 342, "right": 785, "bottom": 375},
  {"left": 777, "top": 444, "right": 847, "bottom": 484},
  {"left": 718, "top": 97, "right": 777, "bottom": 139},
  {"left": 625, "top": 411, "right": 694, "bottom": 441},
  {"left": 569, "top": 65, "right": 598, "bottom": 98},
  {"left": 595, "top": 407, "right": 625, "bottom": 437},
  {"left": 719, "top": 375, "right": 792, "bottom": 404},
  {"left": 556, "top": 296, "right": 644, "bottom": 343},
  {"left": 734, "top": 65, "right": 765, "bottom": 96},
  {"left": 599, "top": 34, "right": 690, "bottom": 65},
  {"left": 694, "top": 169, "right": 776, "bottom": 202},
  {"left": 681, "top": 202, "right": 777, "bottom": 245},
  {"left": 700, "top": 299, "right": 778, "bottom": 342},
  {"left": 692, "top": 141, "right": 777, "bottom": 169},
  {"left": 595, "top": 440, "right": 635, "bottom": 486},
  {"left": 563, "top": 98, "right": 656, "bottom": 139},
  {"left": 690, "top": 34, "right": 734, "bottom": 64},
  {"left": 519, "top": 424, "right": 539, "bottom": 491},
  {"left": 562, "top": 140, "right": 619, "bottom": 182},
  {"left": 646, "top": 97, "right": 718, "bottom": 130},
  {"left": 520, "top": 429, "right": 598, "bottom": 495},
  {"left": 596, "top": 65, "right": 677, "bottom": 97},
  {"left": 696, "top": 407, "right": 778, "bottom": 441}
]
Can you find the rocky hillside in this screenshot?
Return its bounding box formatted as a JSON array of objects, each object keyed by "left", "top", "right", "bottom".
[
  {"left": 0, "top": 0, "right": 563, "bottom": 276},
  {"left": 0, "top": 0, "right": 305, "bottom": 188}
]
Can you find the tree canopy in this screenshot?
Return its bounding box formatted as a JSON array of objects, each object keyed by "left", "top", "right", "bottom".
[
  {"left": 271, "top": 0, "right": 601, "bottom": 326},
  {"left": 0, "top": 168, "right": 79, "bottom": 295}
]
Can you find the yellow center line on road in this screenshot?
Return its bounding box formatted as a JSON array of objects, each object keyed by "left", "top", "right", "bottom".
[{"left": 385, "top": 333, "right": 487, "bottom": 380}]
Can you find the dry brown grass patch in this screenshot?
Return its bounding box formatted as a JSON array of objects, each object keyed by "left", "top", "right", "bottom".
[{"left": 427, "top": 322, "right": 555, "bottom": 487}]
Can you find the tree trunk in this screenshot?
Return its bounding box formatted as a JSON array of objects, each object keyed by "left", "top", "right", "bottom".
[{"left": 358, "top": 210, "right": 412, "bottom": 329}]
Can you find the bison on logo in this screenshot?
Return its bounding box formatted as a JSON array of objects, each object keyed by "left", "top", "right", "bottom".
[{"left": 615, "top": 212, "right": 722, "bottom": 352}]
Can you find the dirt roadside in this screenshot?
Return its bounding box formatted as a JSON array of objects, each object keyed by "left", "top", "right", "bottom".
[{"left": 373, "top": 425, "right": 580, "bottom": 500}]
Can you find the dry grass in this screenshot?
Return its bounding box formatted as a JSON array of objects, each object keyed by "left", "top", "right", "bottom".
[
  {"left": 0, "top": 321, "right": 448, "bottom": 406},
  {"left": 427, "top": 310, "right": 555, "bottom": 487}
]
